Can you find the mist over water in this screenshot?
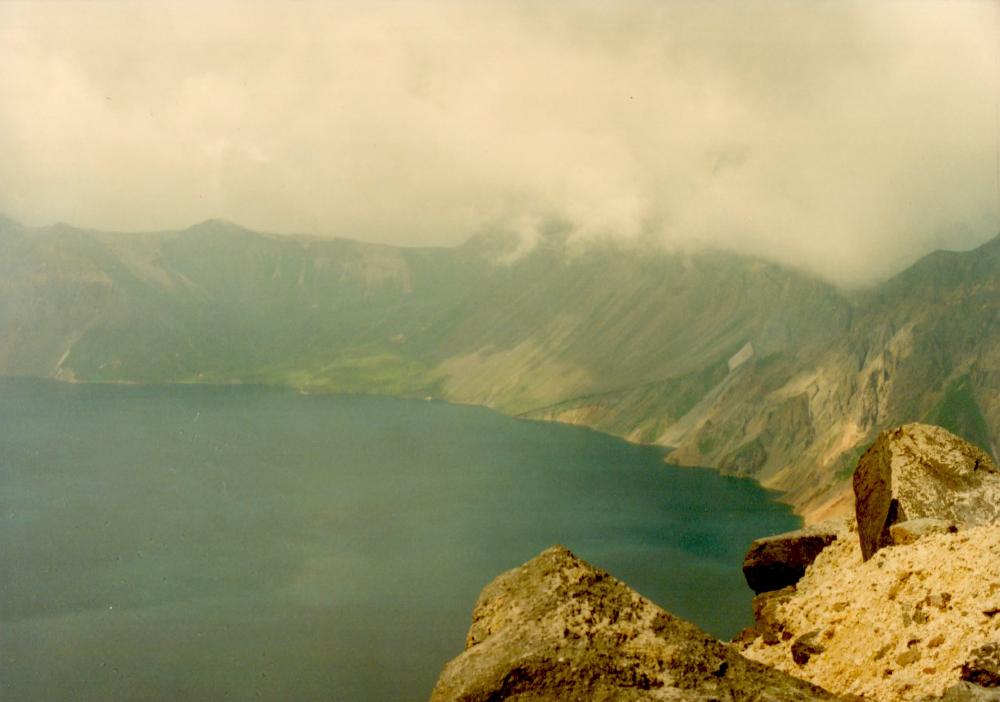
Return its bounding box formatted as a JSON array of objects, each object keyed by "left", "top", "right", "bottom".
[{"left": 0, "top": 379, "right": 798, "bottom": 701}]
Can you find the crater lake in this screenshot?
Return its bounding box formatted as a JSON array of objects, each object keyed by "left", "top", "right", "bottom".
[{"left": 0, "top": 379, "right": 799, "bottom": 701}]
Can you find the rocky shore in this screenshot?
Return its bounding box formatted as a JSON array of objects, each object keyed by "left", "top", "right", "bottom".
[{"left": 431, "top": 424, "right": 1000, "bottom": 701}]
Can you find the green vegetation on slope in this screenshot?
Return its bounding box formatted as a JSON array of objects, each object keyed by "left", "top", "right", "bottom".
[
  {"left": 521, "top": 354, "right": 734, "bottom": 444},
  {"left": 924, "top": 373, "right": 994, "bottom": 459}
]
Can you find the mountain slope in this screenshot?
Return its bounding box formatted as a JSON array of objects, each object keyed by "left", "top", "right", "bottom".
[
  {"left": 1, "top": 215, "right": 996, "bottom": 519},
  {"left": 655, "top": 233, "right": 1000, "bottom": 518}
]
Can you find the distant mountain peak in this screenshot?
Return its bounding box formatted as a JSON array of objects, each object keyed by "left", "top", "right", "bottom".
[
  {"left": 51, "top": 221, "right": 84, "bottom": 232},
  {"left": 185, "top": 218, "right": 253, "bottom": 235},
  {"left": 977, "top": 231, "right": 1000, "bottom": 252}
]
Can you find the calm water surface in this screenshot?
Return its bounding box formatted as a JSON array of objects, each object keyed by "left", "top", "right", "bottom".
[{"left": 0, "top": 379, "right": 798, "bottom": 701}]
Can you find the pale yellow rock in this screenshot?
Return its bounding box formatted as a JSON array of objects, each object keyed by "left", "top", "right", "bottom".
[
  {"left": 853, "top": 423, "right": 1000, "bottom": 560},
  {"left": 889, "top": 517, "right": 956, "bottom": 546},
  {"left": 740, "top": 520, "right": 1000, "bottom": 702}
]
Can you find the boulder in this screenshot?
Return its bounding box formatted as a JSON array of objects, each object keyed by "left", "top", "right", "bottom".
[
  {"left": 431, "top": 545, "right": 842, "bottom": 701},
  {"left": 852, "top": 424, "right": 999, "bottom": 560},
  {"left": 743, "top": 524, "right": 840, "bottom": 594},
  {"left": 889, "top": 517, "right": 958, "bottom": 546}
]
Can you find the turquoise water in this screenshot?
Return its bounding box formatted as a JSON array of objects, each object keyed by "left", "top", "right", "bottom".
[{"left": 0, "top": 379, "right": 798, "bottom": 701}]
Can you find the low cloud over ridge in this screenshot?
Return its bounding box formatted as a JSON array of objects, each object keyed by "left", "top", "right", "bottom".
[{"left": 0, "top": 0, "right": 998, "bottom": 285}]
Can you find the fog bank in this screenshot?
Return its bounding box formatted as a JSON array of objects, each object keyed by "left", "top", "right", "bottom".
[{"left": 1, "top": 0, "right": 998, "bottom": 284}]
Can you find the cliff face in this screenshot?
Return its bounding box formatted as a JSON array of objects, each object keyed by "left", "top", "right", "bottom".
[
  {"left": 2, "top": 215, "right": 998, "bottom": 517},
  {"left": 527, "top": 233, "right": 1000, "bottom": 521}
]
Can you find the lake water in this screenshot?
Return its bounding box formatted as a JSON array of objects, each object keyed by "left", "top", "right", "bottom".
[{"left": 0, "top": 379, "right": 798, "bottom": 701}]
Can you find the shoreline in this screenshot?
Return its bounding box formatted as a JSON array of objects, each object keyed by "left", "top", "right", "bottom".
[{"left": 8, "top": 373, "right": 807, "bottom": 525}]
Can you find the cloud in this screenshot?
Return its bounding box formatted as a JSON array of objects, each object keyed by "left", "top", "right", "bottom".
[{"left": 0, "top": 0, "right": 997, "bottom": 285}]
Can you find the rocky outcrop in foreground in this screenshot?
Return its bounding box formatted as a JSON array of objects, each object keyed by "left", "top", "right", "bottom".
[
  {"left": 433, "top": 424, "right": 1000, "bottom": 701},
  {"left": 431, "top": 546, "right": 839, "bottom": 701},
  {"left": 738, "top": 520, "right": 1000, "bottom": 701},
  {"left": 738, "top": 425, "right": 1000, "bottom": 701},
  {"left": 852, "top": 424, "right": 999, "bottom": 560}
]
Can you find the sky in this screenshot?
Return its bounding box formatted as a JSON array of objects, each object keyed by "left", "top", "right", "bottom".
[{"left": 0, "top": 0, "right": 998, "bottom": 285}]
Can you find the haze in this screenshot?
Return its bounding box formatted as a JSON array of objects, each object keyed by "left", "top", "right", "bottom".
[{"left": 1, "top": 0, "right": 998, "bottom": 285}]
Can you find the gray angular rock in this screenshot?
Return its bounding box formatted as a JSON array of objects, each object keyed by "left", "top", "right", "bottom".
[
  {"left": 743, "top": 525, "right": 839, "bottom": 594},
  {"left": 431, "top": 545, "right": 842, "bottom": 701},
  {"left": 852, "top": 424, "right": 999, "bottom": 560}
]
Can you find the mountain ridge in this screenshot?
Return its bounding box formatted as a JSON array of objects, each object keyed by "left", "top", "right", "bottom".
[{"left": 1, "top": 213, "right": 996, "bottom": 520}]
